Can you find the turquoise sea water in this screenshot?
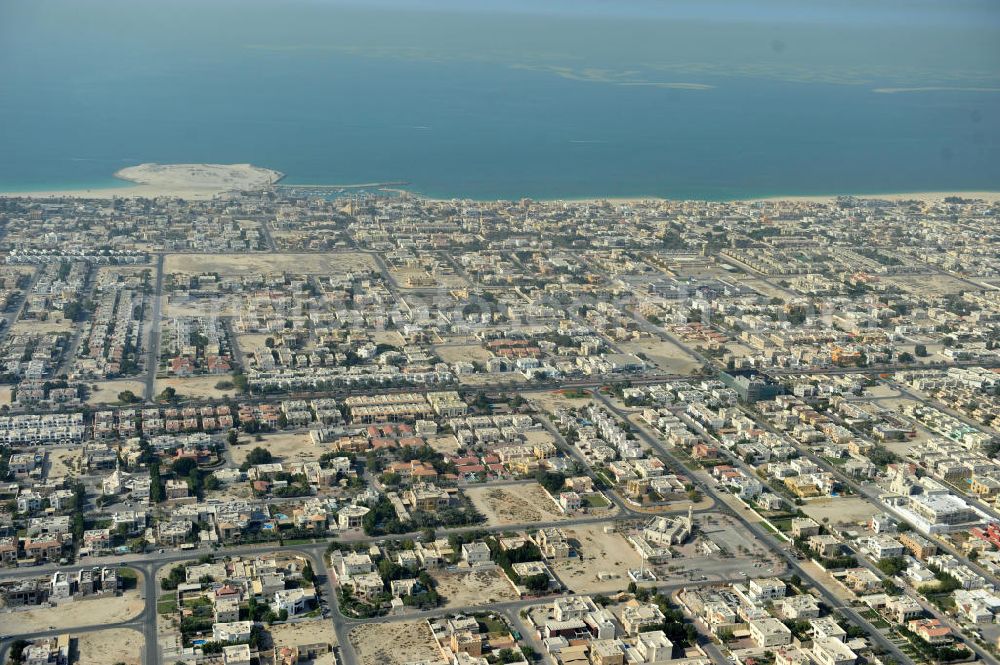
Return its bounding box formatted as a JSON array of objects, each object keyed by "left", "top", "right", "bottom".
[{"left": 1, "top": 0, "right": 999, "bottom": 200}]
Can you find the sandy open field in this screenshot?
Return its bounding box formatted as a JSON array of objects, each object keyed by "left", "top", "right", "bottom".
[
  {"left": 550, "top": 525, "right": 642, "bottom": 593},
  {"left": 802, "top": 496, "right": 880, "bottom": 527},
  {"left": 527, "top": 390, "right": 597, "bottom": 415},
  {"left": 619, "top": 338, "right": 702, "bottom": 374},
  {"left": 524, "top": 429, "right": 557, "bottom": 449},
  {"left": 9, "top": 319, "right": 76, "bottom": 334},
  {"left": 426, "top": 434, "right": 462, "bottom": 456},
  {"left": 373, "top": 331, "right": 406, "bottom": 347},
  {"left": 88, "top": 379, "right": 146, "bottom": 405},
  {"left": 349, "top": 620, "right": 442, "bottom": 665},
  {"left": 269, "top": 619, "right": 337, "bottom": 662},
  {"left": 736, "top": 277, "right": 798, "bottom": 300},
  {"left": 464, "top": 483, "right": 569, "bottom": 526},
  {"left": 163, "top": 297, "right": 238, "bottom": 318},
  {"left": 459, "top": 372, "right": 528, "bottom": 386},
  {"left": 390, "top": 267, "right": 468, "bottom": 290},
  {"left": 46, "top": 447, "right": 82, "bottom": 481},
  {"left": 434, "top": 344, "right": 493, "bottom": 364},
  {"left": 165, "top": 252, "right": 375, "bottom": 276},
  {"left": 433, "top": 569, "right": 518, "bottom": 607},
  {"left": 232, "top": 431, "right": 320, "bottom": 465},
  {"left": 75, "top": 628, "right": 144, "bottom": 665},
  {"left": 885, "top": 273, "right": 970, "bottom": 296},
  {"left": 155, "top": 375, "right": 237, "bottom": 400},
  {"left": 1, "top": 589, "right": 144, "bottom": 633}
]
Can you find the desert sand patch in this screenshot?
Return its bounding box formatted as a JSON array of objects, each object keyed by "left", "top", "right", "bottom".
[
  {"left": 526, "top": 390, "right": 597, "bottom": 415},
  {"left": 619, "top": 338, "right": 702, "bottom": 374},
  {"left": 164, "top": 252, "right": 375, "bottom": 276},
  {"left": 9, "top": 319, "right": 76, "bottom": 334},
  {"left": 434, "top": 344, "right": 493, "bottom": 364},
  {"left": 75, "top": 628, "right": 143, "bottom": 665},
  {"left": 550, "top": 525, "right": 642, "bottom": 594},
  {"left": 46, "top": 447, "right": 82, "bottom": 481},
  {"left": 232, "top": 431, "right": 320, "bottom": 465},
  {"left": 87, "top": 379, "right": 146, "bottom": 405},
  {"left": 802, "top": 496, "right": 880, "bottom": 528},
  {"left": 433, "top": 569, "right": 518, "bottom": 608},
  {"left": 464, "top": 483, "right": 568, "bottom": 526},
  {"left": 426, "top": 434, "right": 461, "bottom": 456},
  {"left": 155, "top": 375, "right": 237, "bottom": 400},
  {"left": 1, "top": 588, "right": 144, "bottom": 634},
  {"left": 349, "top": 620, "right": 441, "bottom": 665}
]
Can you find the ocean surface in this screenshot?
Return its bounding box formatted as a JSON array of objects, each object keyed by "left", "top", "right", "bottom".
[{"left": 1, "top": 0, "right": 999, "bottom": 200}]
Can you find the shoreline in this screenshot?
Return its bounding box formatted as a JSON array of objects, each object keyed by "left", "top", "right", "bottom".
[
  {"left": 1, "top": 171, "right": 998, "bottom": 205},
  {"left": 410, "top": 189, "right": 1000, "bottom": 205}
]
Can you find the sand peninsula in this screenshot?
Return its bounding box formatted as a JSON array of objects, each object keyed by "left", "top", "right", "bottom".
[{"left": 1, "top": 163, "right": 284, "bottom": 199}]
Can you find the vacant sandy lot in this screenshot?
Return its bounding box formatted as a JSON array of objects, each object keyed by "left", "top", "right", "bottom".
[
  {"left": 163, "top": 296, "right": 237, "bottom": 318},
  {"left": 46, "top": 447, "right": 81, "bottom": 480},
  {"left": 155, "top": 375, "right": 237, "bottom": 400},
  {"left": 0, "top": 387, "right": 11, "bottom": 405},
  {"left": 76, "top": 628, "right": 143, "bottom": 665},
  {"left": 166, "top": 253, "right": 375, "bottom": 276},
  {"left": 88, "top": 379, "right": 146, "bottom": 405},
  {"left": 269, "top": 619, "right": 337, "bottom": 661},
  {"left": 426, "top": 434, "right": 461, "bottom": 456},
  {"left": 2, "top": 589, "right": 144, "bottom": 633},
  {"left": 737, "top": 277, "right": 797, "bottom": 299},
  {"left": 373, "top": 330, "right": 407, "bottom": 347},
  {"left": 232, "top": 431, "right": 319, "bottom": 465},
  {"left": 550, "top": 525, "right": 642, "bottom": 593},
  {"left": 9, "top": 319, "right": 76, "bottom": 334},
  {"left": 465, "top": 483, "right": 569, "bottom": 526},
  {"left": 434, "top": 344, "right": 493, "bottom": 364},
  {"left": 802, "top": 496, "right": 880, "bottom": 527},
  {"left": 350, "top": 621, "right": 442, "bottom": 665},
  {"left": 619, "top": 338, "right": 701, "bottom": 374},
  {"left": 885, "top": 273, "right": 969, "bottom": 296},
  {"left": 459, "top": 372, "right": 528, "bottom": 386},
  {"left": 434, "top": 569, "right": 518, "bottom": 607},
  {"left": 527, "top": 390, "right": 597, "bottom": 415},
  {"left": 390, "top": 267, "right": 468, "bottom": 290}
]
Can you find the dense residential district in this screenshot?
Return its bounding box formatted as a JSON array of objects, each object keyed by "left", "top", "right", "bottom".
[{"left": 0, "top": 191, "right": 998, "bottom": 665}]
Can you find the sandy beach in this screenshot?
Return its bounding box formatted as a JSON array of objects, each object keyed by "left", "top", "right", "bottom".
[
  {"left": 553, "top": 191, "right": 1000, "bottom": 205},
  {"left": 2, "top": 165, "right": 996, "bottom": 205}
]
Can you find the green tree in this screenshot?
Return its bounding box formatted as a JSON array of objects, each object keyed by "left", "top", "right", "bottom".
[
  {"left": 243, "top": 447, "right": 273, "bottom": 467},
  {"left": 172, "top": 457, "right": 198, "bottom": 477}
]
